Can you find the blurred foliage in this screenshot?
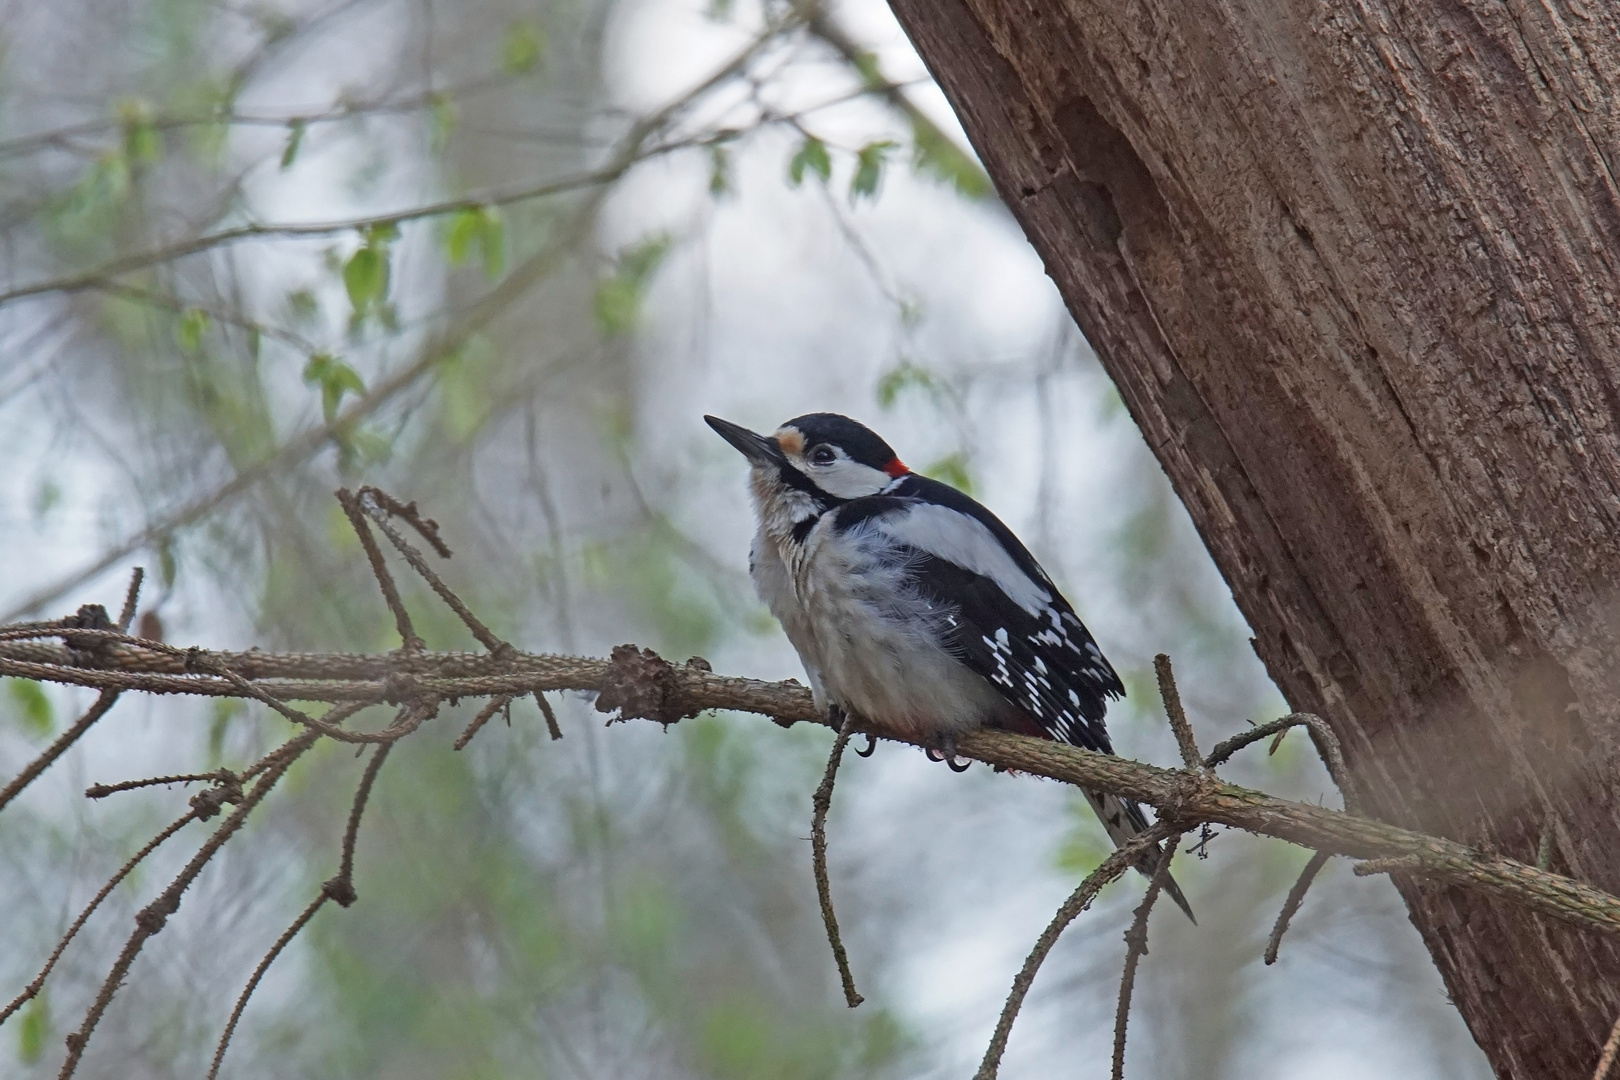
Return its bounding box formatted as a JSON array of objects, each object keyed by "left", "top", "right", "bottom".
[{"left": 0, "top": 0, "right": 1487, "bottom": 1077}]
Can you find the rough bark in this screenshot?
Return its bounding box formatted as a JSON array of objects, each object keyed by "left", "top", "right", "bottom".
[{"left": 881, "top": 1, "right": 1620, "bottom": 1077}]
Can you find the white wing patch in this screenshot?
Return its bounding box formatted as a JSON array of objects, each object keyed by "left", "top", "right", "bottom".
[{"left": 875, "top": 503, "right": 1053, "bottom": 615}]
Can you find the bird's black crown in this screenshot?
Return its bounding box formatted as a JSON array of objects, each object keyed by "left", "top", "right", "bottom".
[{"left": 781, "top": 413, "right": 898, "bottom": 471}]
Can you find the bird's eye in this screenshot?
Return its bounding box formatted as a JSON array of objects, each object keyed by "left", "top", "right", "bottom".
[{"left": 810, "top": 446, "right": 836, "bottom": 466}]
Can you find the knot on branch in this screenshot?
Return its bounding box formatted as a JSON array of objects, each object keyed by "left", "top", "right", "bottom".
[
  {"left": 64, "top": 1033, "right": 84, "bottom": 1053},
  {"left": 189, "top": 774, "right": 244, "bottom": 820},
  {"left": 381, "top": 671, "right": 422, "bottom": 704},
  {"left": 135, "top": 894, "right": 180, "bottom": 934},
  {"left": 358, "top": 487, "right": 452, "bottom": 558},
  {"left": 321, "top": 875, "right": 358, "bottom": 907},
  {"left": 595, "top": 645, "right": 700, "bottom": 728},
  {"left": 1159, "top": 772, "right": 1213, "bottom": 824},
  {"left": 63, "top": 604, "right": 116, "bottom": 666}
]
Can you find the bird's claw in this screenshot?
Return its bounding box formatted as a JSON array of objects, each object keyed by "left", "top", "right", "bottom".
[
  {"left": 925, "top": 738, "right": 971, "bottom": 772},
  {"left": 854, "top": 733, "right": 877, "bottom": 757}
]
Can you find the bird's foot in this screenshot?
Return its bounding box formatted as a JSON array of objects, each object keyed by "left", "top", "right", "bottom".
[
  {"left": 829, "top": 705, "right": 878, "bottom": 757},
  {"left": 924, "top": 735, "right": 972, "bottom": 773}
]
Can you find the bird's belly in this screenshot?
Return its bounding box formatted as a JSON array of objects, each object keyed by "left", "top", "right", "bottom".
[{"left": 792, "top": 550, "right": 1003, "bottom": 740}]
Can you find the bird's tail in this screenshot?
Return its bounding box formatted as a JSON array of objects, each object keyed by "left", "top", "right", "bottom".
[{"left": 1082, "top": 788, "right": 1197, "bottom": 924}]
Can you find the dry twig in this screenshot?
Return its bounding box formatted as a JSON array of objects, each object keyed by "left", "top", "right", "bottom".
[
  {"left": 1595, "top": 1009, "right": 1620, "bottom": 1080},
  {"left": 0, "top": 689, "right": 122, "bottom": 814},
  {"left": 337, "top": 489, "right": 424, "bottom": 653},
  {"left": 207, "top": 742, "right": 394, "bottom": 1078},
  {"left": 536, "top": 690, "right": 563, "bottom": 741},
  {"left": 58, "top": 728, "right": 321, "bottom": 1079},
  {"left": 116, "top": 568, "right": 143, "bottom": 633},
  {"left": 453, "top": 695, "right": 513, "bottom": 751},
  {"left": 355, "top": 488, "right": 509, "bottom": 655},
  {"left": 812, "top": 711, "right": 863, "bottom": 1008},
  {"left": 204, "top": 894, "right": 327, "bottom": 1080},
  {"left": 1206, "top": 711, "right": 1351, "bottom": 807},
  {"left": 974, "top": 824, "right": 1176, "bottom": 1080},
  {"left": 1113, "top": 841, "right": 1182, "bottom": 1080},
  {"left": 1265, "top": 850, "right": 1332, "bottom": 965},
  {"left": 1153, "top": 654, "right": 1205, "bottom": 772},
  {"left": 85, "top": 770, "right": 234, "bottom": 799},
  {"left": 1353, "top": 856, "right": 1425, "bottom": 877},
  {"left": 0, "top": 810, "right": 199, "bottom": 1025}
]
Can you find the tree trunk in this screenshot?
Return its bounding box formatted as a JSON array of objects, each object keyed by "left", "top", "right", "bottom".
[{"left": 882, "top": 1, "right": 1620, "bottom": 1076}]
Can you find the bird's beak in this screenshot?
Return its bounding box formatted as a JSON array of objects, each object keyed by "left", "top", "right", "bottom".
[{"left": 704, "top": 415, "right": 785, "bottom": 467}]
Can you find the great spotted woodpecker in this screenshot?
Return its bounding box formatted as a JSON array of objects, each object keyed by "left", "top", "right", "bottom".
[{"left": 706, "top": 412, "right": 1193, "bottom": 922}]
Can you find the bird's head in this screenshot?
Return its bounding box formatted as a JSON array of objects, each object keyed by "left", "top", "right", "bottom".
[{"left": 705, "top": 412, "right": 909, "bottom": 536}]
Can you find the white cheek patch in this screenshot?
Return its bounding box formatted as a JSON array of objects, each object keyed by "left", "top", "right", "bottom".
[
  {"left": 802, "top": 458, "right": 892, "bottom": 499},
  {"left": 876, "top": 502, "right": 1053, "bottom": 615}
]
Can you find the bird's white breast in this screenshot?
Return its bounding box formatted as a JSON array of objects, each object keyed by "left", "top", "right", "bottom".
[{"left": 751, "top": 516, "right": 1004, "bottom": 740}]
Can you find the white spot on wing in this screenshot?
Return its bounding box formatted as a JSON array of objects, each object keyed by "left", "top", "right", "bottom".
[{"left": 874, "top": 503, "right": 1052, "bottom": 615}]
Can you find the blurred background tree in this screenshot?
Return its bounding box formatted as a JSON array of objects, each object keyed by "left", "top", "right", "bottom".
[{"left": 0, "top": 0, "right": 1490, "bottom": 1077}]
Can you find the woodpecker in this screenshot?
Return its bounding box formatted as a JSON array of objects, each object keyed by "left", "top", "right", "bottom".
[{"left": 706, "top": 411, "right": 1193, "bottom": 922}]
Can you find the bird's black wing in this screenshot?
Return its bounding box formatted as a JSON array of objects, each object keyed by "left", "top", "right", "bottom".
[{"left": 836, "top": 480, "right": 1125, "bottom": 753}]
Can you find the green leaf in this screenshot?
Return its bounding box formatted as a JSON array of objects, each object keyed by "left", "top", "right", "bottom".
[
  {"left": 501, "top": 22, "right": 546, "bottom": 75},
  {"left": 363, "top": 221, "right": 400, "bottom": 247},
  {"left": 851, "top": 139, "right": 898, "bottom": 203},
  {"left": 32, "top": 480, "right": 61, "bottom": 519},
  {"left": 851, "top": 50, "right": 884, "bottom": 89},
  {"left": 436, "top": 337, "right": 499, "bottom": 441},
  {"left": 429, "top": 93, "right": 457, "bottom": 155},
  {"left": 445, "top": 206, "right": 504, "bottom": 279},
  {"left": 207, "top": 698, "right": 245, "bottom": 766},
  {"left": 303, "top": 353, "right": 367, "bottom": 422},
  {"left": 116, "top": 98, "right": 160, "bottom": 166},
  {"left": 7, "top": 679, "right": 52, "bottom": 738},
  {"left": 286, "top": 288, "right": 319, "bottom": 322},
  {"left": 158, "top": 540, "right": 178, "bottom": 587},
  {"left": 875, "top": 360, "right": 942, "bottom": 408},
  {"left": 342, "top": 247, "right": 388, "bottom": 315},
  {"left": 446, "top": 210, "right": 479, "bottom": 266},
  {"left": 347, "top": 426, "right": 394, "bottom": 466},
  {"left": 911, "top": 116, "right": 992, "bottom": 199},
  {"left": 787, "top": 136, "right": 831, "bottom": 187},
  {"left": 280, "top": 118, "right": 306, "bottom": 170},
  {"left": 923, "top": 451, "right": 973, "bottom": 496},
  {"left": 17, "top": 994, "right": 49, "bottom": 1064},
  {"left": 592, "top": 235, "right": 671, "bottom": 338},
  {"left": 479, "top": 217, "right": 505, "bottom": 280},
  {"left": 176, "top": 308, "right": 209, "bottom": 353},
  {"left": 708, "top": 144, "right": 731, "bottom": 197}
]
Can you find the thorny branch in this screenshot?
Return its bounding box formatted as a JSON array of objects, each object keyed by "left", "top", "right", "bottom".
[
  {"left": 973, "top": 824, "right": 1177, "bottom": 1080},
  {"left": 1112, "top": 842, "right": 1183, "bottom": 1080},
  {"left": 206, "top": 742, "right": 394, "bottom": 1080},
  {"left": 1595, "top": 1010, "right": 1620, "bottom": 1080},
  {"left": 1265, "top": 850, "right": 1333, "bottom": 966},
  {"left": 812, "top": 710, "right": 864, "bottom": 1008},
  {"left": 7, "top": 491, "right": 1620, "bottom": 1076}
]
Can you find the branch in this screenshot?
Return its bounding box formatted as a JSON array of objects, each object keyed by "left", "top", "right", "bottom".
[
  {"left": 1112, "top": 840, "right": 1182, "bottom": 1080},
  {"left": 58, "top": 727, "right": 321, "bottom": 1079},
  {"left": 0, "top": 690, "right": 122, "bottom": 813},
  {"left": 1154, "top": 653, "right": 1205, "bottom": 772},
  {"left": 812, "top": 711, "right": 862, "bottom": 1008},
  {"left": 4, "top": 631, "right": 1620, "bottom": 939},
  {"left": 1264, "top": 850, "right": 1332, "bottom": 965},
  {"left": 974, "top": 824, "right": 1175, "bottom": 1080}
]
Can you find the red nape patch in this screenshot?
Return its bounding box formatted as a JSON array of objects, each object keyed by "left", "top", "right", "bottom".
[{"left": 884, "top": 458, "right": 910, "bottom": 478}]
